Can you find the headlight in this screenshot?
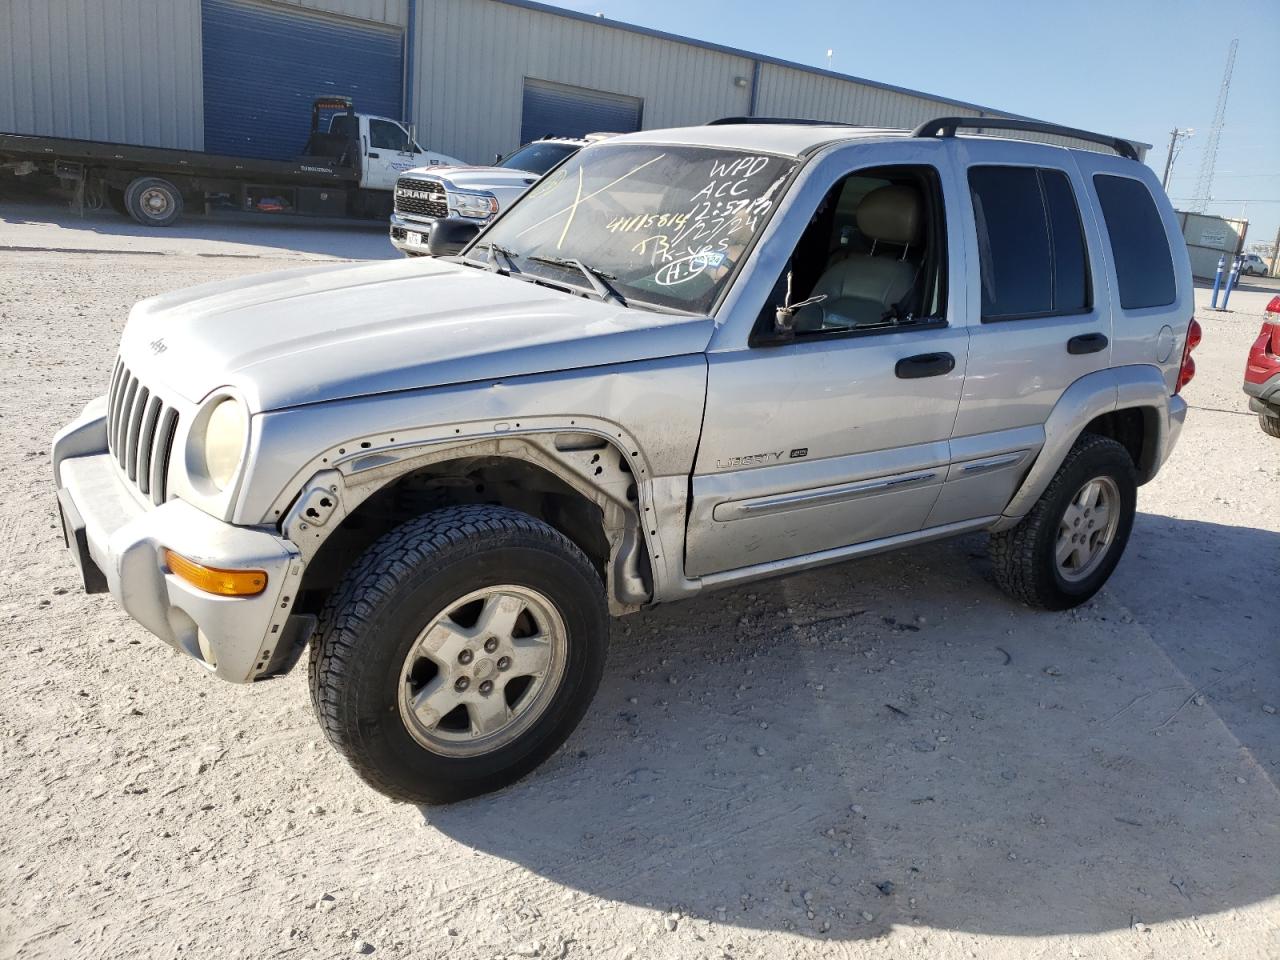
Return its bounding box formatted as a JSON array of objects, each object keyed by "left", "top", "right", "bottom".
[
  {"left": 202, "top": 398, "right": 248, "bottom": 490},
  {"left": 452, "top": 191, "right": 498, "bottom": 220}
]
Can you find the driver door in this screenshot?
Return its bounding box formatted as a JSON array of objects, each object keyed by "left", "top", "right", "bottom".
[
  {"left": 685, "top": 143, "right": 971, "bottom": 579},
  {"left": 363, "top": 117, "right": 421, "bottom": 191}
]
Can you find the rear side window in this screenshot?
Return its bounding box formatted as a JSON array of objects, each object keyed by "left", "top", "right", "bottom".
[
  {"left": 969, "top": 166, "right": 1091, "bottom": 321},
  {"left": 1092, "top": 175, "right": 1176, "bottom": 309}
]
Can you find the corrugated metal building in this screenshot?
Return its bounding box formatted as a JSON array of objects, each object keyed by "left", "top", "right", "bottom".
[{"left": 0, "top": 0, "right": 1148, "bottom": 164}]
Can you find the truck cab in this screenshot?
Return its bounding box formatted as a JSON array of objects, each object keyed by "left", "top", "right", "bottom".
[{"left": 320, "top": 105, "right": 461, "bottom": 192}]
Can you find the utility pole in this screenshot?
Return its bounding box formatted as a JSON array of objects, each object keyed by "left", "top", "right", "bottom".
[
  {"left": 1272, "top": 222, "right": 1280, "bottom": 279},
  {"left": 1161, "top": 127, "right": 1193, "bottom": 190}
]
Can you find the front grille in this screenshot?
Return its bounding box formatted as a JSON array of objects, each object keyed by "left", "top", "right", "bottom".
[
  {"left": 106, "top": 358, "right": 179, "bottom": 505},
  {"left": 394, "top": 177, "right": 448, "bottom": 219}
]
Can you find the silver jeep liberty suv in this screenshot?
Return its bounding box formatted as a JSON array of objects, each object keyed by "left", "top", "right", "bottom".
[{"left": 52, "top": 116, "right": 1197, "bottom": 803}]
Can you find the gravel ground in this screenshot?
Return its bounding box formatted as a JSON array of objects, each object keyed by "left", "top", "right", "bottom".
[{"left": 2, "top": 202, "right": 1278, "bottom": 960}]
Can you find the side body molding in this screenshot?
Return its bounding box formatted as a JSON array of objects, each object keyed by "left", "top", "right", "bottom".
[{"left": 991, "top": 364, "right": 1182, "bottom": 531}]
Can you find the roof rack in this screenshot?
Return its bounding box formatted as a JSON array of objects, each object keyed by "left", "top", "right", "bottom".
[
  {"left": 708, "top": 116, "right": 858, "bottom": 127},
  {"left": 912, "top": 116, "right": 1140, "bottom": 161}
]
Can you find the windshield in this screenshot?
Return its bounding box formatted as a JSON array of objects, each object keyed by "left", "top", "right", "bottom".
[
  {"left": 498, "top": 141, "right": 581, "bottom": 175},
  {"left": 472, "top": 144, "right": 796, "bottom": 313}
]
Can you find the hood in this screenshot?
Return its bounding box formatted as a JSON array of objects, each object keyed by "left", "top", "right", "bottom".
[
  {"left": 401, "top": 165, "right": 540, "bottom": 192},
  {"left": 119, "top": 258, "right": 713, "bottom": 412}
]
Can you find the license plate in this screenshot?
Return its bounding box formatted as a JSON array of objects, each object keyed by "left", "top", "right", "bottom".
[{"left": 407, "top": 231, "right": 425, "bottom": 246}]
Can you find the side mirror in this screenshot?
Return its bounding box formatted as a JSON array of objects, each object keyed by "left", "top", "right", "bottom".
[
  {"left": 494, "top": 153, "right": 503, "bottom": 164},
  {"left": 756, "top": 294, "right": 826, "bottom": 346},
  {"left": 776, "top": 294, "right": 827, "bottom": 334}
]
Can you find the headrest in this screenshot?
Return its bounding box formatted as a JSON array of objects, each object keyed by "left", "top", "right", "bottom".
[{"left": 855, "top": 185, "right": 922, "bottom": 246}]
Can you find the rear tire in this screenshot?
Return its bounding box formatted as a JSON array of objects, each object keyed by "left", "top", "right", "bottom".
[
  {"left": 123, "top": 176, "right": 183, "bottom": 227},
  {"left": 989, "top": 433, "right": 1137, "bottom": 610},
  {"left": 1260, "top": 414, "right": 1280, "bottom": 438},
  {"left": 308, "top": 505, "right": 609, "bottom": 804}
]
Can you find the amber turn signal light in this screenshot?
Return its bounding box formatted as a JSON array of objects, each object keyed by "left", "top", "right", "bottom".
[{"left": 163, "top": 549, "right": 268, "bottom": 597}]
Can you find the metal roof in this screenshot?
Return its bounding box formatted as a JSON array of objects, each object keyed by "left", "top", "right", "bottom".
[{"left": 490, "top": 0, "right": 1150, "bottom": 152}]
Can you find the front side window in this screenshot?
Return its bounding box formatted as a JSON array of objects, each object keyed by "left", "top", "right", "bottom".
[
  {"left": 498, "top": 142, "right": 581, "bottom": 175},
  {"left": 969, "top": 165, "right": 1090, "bottom": 321},
  {"left": 1092, "top": 174, "right": 1176, "bottom": 310},
  {"left": 751, "top": 164, "right": 949, "bottom": 340},
  {"left": 472, "top": 145, "right": 797, "bottom": 314},
  {"left": 369, "top": 119, "right": 409, "bottom": 152}
]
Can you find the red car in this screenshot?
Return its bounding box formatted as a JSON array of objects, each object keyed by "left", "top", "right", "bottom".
[{"left": 1245, "top": 295, "right": 1280, "bottom": 437}]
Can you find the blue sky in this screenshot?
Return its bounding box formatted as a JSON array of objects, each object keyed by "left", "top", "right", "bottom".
[{"left": 553, "top": 0, "right": 1280, "bottom": 248}]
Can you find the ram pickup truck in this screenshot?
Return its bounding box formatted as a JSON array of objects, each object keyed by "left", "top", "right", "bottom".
[
  {"left": 52, "top": 116, "right": 1196, "bottom": 804},
  {"left": 390, "top": 134, "right": 611, "bottom": 256}
]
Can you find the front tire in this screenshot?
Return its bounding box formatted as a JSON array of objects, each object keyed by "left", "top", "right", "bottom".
[
  {"left": 989, "top": 433, "right": 1137, "bottom": 610},
  {"left": 308, "top": 505, "right": 609, "bottom": 804},
  {"left": 1260, "top": 414, "right": 1280, "bottom": 439}
]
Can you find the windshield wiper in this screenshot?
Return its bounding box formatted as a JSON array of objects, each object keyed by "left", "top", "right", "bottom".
[
  {"left": 482, "top": 242, "right": 520, "bottom": 275},
  {"left": 525, "top": 255, "right": 627, "bottom": 307}
]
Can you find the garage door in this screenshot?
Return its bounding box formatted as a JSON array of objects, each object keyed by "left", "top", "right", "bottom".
[
  {"left": 520, "top": 79, "right": 643, "bottom": 144},
  {"left": 202, "top": 0, "right": 403, "bottom": 160}
]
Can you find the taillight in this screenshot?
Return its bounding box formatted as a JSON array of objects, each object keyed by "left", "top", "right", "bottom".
[
  {"left": 1176, "top": 317, "right": 1202, "bottom": 393},
  {"left": 1265, "top": 297, "right": 1280, "bottom": 356}
]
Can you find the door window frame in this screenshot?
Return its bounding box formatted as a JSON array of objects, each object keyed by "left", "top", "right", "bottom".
[{"left": 745, "top": 160, "right": 954, "bottom": 348}]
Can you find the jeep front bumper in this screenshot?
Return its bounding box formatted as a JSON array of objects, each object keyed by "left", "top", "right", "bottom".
[{"left": 52, "top": 398, "right": 307, "bottom": 683}]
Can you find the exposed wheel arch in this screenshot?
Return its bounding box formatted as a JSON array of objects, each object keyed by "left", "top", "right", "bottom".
[{"left": 282, "top": 432, "right": 657, "bottom": 622}]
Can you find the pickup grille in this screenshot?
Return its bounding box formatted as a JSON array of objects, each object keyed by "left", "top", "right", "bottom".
[
  {"left": 394, "top": 177, "right": 448, "bottom": 219},
  {"left": 105, "top": 358, "right": 179, "bottom": 505}
]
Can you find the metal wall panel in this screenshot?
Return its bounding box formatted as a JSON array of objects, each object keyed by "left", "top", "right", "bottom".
[
  {"left": 755, "top": 62, "right": 985, "bottom": 128},
  {"left": 0, "top": 0, "right": 204, "bottom": 149},
  {"left": 412, "top": 0, "right": 754, "bottom": 164}
]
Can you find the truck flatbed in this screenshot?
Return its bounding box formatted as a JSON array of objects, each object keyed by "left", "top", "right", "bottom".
[{"left": 0, "top": 132, "right": 358, "bottom": 187}]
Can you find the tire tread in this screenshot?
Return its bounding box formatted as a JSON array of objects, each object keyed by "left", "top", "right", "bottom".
[{"left": 989, "top": 433, "right": 1135, "bottom": 610}]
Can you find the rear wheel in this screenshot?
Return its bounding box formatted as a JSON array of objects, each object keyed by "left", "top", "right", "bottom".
[
  {"left": 123, "top": 176, "right": 183, "bottom": 227},
  {"left": 989, "top": 433, "right": 1137, "bottom": 610},
  {"left": 309, "top": 505, "right": 609, "bottom": 804},
  {"left": 1260, "top": 414, "right": 1280, "bottom": 438}
]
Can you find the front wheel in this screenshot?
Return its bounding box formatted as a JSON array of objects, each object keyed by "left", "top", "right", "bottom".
[
  {"left": 309, "top": 505, "right": 609, "bottom": 803},
  {"left": 989, "top": 433, "right": 1137, "bottom": 610}
]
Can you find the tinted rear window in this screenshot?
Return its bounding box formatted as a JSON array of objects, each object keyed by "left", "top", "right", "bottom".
[
  {"left": 969, "top": 166, "right": 1090, "bottom": 320},
  {"left": 970, "top": 166, "right": 1052, "bottom": 319},
  {"left": 1092, "top": 174, "right": 1176, "bottom": 309},
  {"left": 1042, "top": 170, "right": 1089, "bottom": 314}
]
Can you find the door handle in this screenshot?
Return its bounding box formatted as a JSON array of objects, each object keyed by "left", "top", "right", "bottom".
[
  {"left": 1067, "top": 332, "right": 1109, "bottom": 355},
  {"left": 895, "top": 352, "right": 956, "bottom": 379},
  {"left": 367, "top": 151, "right": 380, "bottom": 159}
]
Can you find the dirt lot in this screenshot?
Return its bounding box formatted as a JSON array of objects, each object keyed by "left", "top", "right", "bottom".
[{"left": 2, "top": 202, "right": 1278, "bottom": 960}]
